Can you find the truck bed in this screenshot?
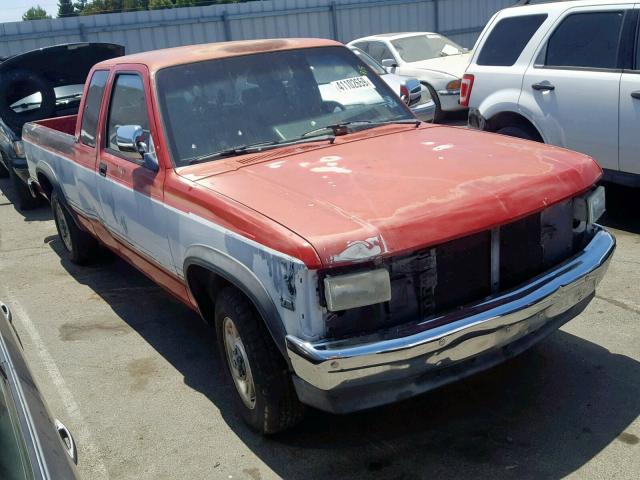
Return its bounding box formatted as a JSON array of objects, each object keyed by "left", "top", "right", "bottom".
[{"left": 33, "top": 115, "right": 78, "bottom": 136}]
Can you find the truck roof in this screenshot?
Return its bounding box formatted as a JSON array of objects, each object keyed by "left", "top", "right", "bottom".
[{"left": 95, "top": 38, "right": 342, "bottom": 73}]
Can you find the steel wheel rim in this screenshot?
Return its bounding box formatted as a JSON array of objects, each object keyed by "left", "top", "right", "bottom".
[
  {"left": 223, "top": 316, "right": 256, "bottom": 410},
  {"left": 55, "top": 203, "right": 72, "bottom": 252}
]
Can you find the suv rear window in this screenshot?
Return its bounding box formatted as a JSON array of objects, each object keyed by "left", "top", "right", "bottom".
[
  {"left": 477, "top": 14, "right": 547, "bottom": 66},
  {"left": 545, "top": 11, "right": 624, "bottom": 69}
]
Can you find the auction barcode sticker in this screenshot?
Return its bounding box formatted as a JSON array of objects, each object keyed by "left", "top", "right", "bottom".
[{"left": 331, "top": 76, "right": 375, "bottom": 92}]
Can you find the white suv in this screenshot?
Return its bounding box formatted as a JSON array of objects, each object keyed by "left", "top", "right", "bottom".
[{"left": 463, "top": 0, "right": 640, "bottom": 186}]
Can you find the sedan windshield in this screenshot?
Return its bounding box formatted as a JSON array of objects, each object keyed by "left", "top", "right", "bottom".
[
  {"left": 392, "top": 34, "right": 466, "bottom": 63},
  {"left": 156, "top": 46, "right": 412, "bottom": 166}
]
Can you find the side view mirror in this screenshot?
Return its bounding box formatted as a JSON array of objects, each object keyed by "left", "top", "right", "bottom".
[
  {"left": 115, "top": 125, "right": 159, "bottom": 172},
  {"left": 381, "top": 58, "right": 397, "bottom": 69}
]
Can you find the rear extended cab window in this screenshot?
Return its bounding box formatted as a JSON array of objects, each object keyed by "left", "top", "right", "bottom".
[
  {"left": 477, "top": 14, "right": 548, "bottom": 66},
  {"left": 80, "top": 70, "right": 109, "bottom": 147}
]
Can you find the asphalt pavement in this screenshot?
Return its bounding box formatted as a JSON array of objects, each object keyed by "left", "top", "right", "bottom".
[{"left": 0, "top": 172, "right": 638, "bottom": 480}]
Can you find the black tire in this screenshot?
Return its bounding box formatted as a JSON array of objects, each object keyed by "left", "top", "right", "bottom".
[
  {"left": 215, "top": 287, "right": 304, "bottom": 434},
  {"left": 496, "top": 125, "right": 542, "bottom": 142},
  {"left": 51, "top": 190, "right": 97, "bottom": 264},
  {"left": 0, "top": 155, "right": 8, "bottom": 178},
  {"left": 8, "top": 165, "right": 39, "bottom": 210},
  {"left": 424, "top": 83, "right": 444, "bottom": 123}
]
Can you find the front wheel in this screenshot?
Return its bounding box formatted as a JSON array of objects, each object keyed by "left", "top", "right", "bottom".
[
  {"left": 51, "top": 190, "right": 97, "bottom": 264},
  {"left": 215, "top": 287, "right": 304, "bottom": 434},
  {"left": 423, "top": 83, "right": 444, "bottom": 123}
]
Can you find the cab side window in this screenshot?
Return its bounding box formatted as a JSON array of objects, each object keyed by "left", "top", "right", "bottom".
[
  {"left": 545, "top": 11, "right": 624, "bottom": 70},
  {"left": 80, "top": 70, "right": 109, "bottom": 147},
  {"left": 106, "top": 74, "right": 150, "bottom": 161}
]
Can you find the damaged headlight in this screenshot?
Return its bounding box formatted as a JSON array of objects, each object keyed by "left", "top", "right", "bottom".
[
  {"left": 324, "top": 269, "right": 391, "bottom": 312},
  {"left": 574, "top": 186, "right": 606, "bottom": 225}
]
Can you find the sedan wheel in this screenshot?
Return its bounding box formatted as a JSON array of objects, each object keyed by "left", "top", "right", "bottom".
[{"left": 222, "top": 316, "right": 256, "bottom": 410}]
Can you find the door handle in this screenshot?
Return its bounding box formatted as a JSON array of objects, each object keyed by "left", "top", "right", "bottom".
[
  {"left": 98, "top": 162, "right": 107, "bottom": 177},
  {"left": 532, "top": 82, "right": 555, "bottom": 91},
  {"left": 631, "top": 91, "right": 640, "bottom": 100},
  {"left": 55, "top": 419, "right": 77, "bottom": 464}
]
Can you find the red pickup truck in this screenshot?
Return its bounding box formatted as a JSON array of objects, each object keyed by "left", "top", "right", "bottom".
[{"left": 23, "top": 38, "right": 614, "bottom": 433}]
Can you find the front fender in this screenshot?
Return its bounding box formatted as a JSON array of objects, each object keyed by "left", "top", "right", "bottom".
[{"left": 183, "top": 244, "right": 288, "bottom": 358}]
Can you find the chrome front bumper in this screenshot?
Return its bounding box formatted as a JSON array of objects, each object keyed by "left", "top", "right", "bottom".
[{"left": 286, "top": 227, "right": 615, "bottom": 413}]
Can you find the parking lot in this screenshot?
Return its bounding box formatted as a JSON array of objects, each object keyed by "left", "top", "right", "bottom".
[{"left": 0, "top": 167, "right": 638, "bottom": 479}]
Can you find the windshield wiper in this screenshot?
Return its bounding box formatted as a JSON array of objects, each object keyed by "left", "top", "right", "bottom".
[
  {"left": 187, "top": 134, "right": 335, "bottom": 165},
  {"left": 302, "top": 118, "right": 420, "bottom": 138}
]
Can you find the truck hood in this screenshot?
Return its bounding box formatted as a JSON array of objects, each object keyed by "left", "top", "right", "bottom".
[
  {"left": 192, "top": 126, "right": 601, "bottom": 267},
  {"left": 404, "top": 52, "right": 472, "bottom": 78}
]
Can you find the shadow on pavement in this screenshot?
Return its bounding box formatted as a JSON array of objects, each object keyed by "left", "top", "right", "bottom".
[
  {"left": 44, "top": 234, "right": 640, "bottom": 480},
  {"left": 0, "top": 177, "right": 51, "bottom": 222},
  {"left": 600, "top": 182, "right": 640, "bottom": 234}
]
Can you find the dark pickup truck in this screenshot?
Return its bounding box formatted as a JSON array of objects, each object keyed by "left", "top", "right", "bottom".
[{"left": 0, "top": 43, "right": 123, "bottom": 209}]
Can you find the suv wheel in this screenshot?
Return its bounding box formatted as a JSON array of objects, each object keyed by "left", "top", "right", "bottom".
[
  {"left": 496, "top": 125, "right": 541, "bottom": 142},
  {"left": 51, "top": 190, "right": 97, "bottom": 264},
  {"left": 215, "top": 287, "right": 304, "bottom": 434}
]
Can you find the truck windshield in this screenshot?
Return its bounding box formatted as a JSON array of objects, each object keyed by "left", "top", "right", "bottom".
[{"left": 156, "top": 46, "right": 412, "bottom": 166}]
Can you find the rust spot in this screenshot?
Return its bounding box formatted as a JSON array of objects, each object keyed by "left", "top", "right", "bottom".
[{"left": 221, "top": 39, "right": 289, "bottom": 54}]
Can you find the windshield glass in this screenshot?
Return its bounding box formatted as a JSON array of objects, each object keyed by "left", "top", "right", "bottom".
[
  {"left": 0, "top": 374, "right": 33, "bottom": 480},
  {"left": 349, "top": 48, "right": 387, "bottom": 75},
  {"left": 156, "top": 46, "right": 412, "bottom": 166},
  {"left": 391, "top": 34, "right": 466, "bottom": 62}
]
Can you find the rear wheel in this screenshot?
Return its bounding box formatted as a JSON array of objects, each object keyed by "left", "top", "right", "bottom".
[
  {"left": 51, "top": 190, "right": 97, "bottom": 264},
  {"left": 496, "top": 124, "right": 542, "bottom": 142},
  {"left": 215, "top": 287, "right": 304, "bottom": 434},
  {"left": 8, "top": 166, "right": 39, "bottom": 210},
  {"left": 0, "top": 155, "right": 8, "bottom": 178}
]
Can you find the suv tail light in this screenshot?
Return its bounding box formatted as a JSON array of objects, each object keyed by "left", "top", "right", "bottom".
[{"left": 460, "top": 74, "right": 475, "bottom": 107}]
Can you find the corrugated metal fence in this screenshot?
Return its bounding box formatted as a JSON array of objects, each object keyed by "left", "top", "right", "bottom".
[{"left": 0, "top": 0, "right": 516, "bottom": 57}]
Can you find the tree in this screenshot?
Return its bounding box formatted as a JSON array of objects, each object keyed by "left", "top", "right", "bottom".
[
  {"left": 22, "top": 6, "right": 52, "bottom": 20},
  {"left": 122, "top": 0, "right": 144, "bottom": 11},
  {"left": 58, "top": 0, "right": 76, "bottom": 17},
  {"left": 73, "top": 0, "right": 88, "bottom": 14},
  {"left": 148, "top": 0, "right": 174, "bottom": 9},
  {"left": 174, "top": 0, "right": 195, "bottom": 6}
]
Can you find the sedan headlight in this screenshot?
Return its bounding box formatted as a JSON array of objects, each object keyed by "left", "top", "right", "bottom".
[
  {"left": 574, "top": 186, "right": 606, "bottom": 225},
  {"left": 324, "top": 269, "right": 391, "bottom": 312},
  {"left": 12, "top": 140, "right": 25, "bottom": 158}
]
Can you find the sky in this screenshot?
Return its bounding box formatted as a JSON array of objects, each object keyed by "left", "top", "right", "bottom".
[{"left": 1, "top": 0, "right": 62, "bottom": 23}]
